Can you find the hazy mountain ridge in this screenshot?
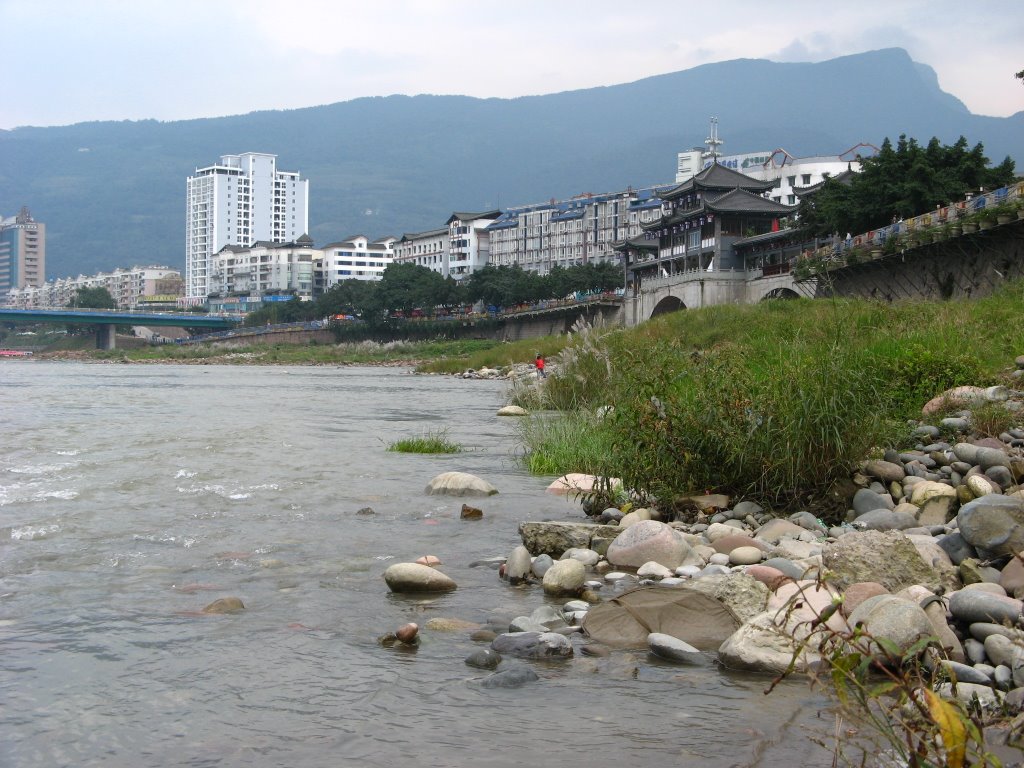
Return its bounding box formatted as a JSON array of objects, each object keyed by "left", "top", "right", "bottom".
[{"left": 1, "top": 48, "right": 1020, "bottom": 280}]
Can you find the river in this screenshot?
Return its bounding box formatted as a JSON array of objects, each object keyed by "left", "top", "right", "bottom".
[{"left": 1, "top": 361, "right": 833, "bottom": 767}]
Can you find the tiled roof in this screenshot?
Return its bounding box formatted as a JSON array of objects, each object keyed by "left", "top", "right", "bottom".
[
  {"left": 447, "top": 210, "right": 502, "bottom": 224},
  {"left": 661, "top": 162, "right": 774, "bottom": 199}
]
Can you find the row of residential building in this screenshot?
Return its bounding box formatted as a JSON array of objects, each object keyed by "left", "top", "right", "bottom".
[
  {"left": 4, "top": 266, "right": 183, "bottom": 311},
  {"left": 4, "top": 128, "right": 875, "bottom": 311}
]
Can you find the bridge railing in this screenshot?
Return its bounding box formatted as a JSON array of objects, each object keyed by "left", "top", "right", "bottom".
[
  {"left": 802, "top": 181, "right": 1024, "bottom": 266},
  {"left": 640, "top": 268, "right": 747, "bottom": 290}
]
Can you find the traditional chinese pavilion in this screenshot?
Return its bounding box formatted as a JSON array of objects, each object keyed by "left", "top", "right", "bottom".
[{"left": 632, "top": 162, "right": 796, "bottom": 285}]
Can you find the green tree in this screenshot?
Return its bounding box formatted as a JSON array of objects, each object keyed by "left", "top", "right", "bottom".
[
  {"left": 68, "top": 286, "right": 117, "bottom": 309},
  {"left": 797, "top": 134, "right": 1017, "bottom": 237},
  {"left": 377, "top": 262, "right": 445, "bottom": 316}
]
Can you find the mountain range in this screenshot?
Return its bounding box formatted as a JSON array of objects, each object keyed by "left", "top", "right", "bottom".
[{"left": 1, "top": 47, "right": 1020, "bottom": 281}]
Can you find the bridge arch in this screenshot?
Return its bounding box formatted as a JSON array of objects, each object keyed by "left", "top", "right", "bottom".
[
  {"left": 650, "top": 295, "right": 686, "bottom": 318},
  {"left": 759, "top": 287, "right": 801, "bottom": 302}
]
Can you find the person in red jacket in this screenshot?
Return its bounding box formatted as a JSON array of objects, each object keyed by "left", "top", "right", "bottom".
[{"left": 535, "top": 354, "right": 546, "bottom": 378}]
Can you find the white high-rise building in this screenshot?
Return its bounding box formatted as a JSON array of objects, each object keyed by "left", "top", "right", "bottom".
[{"left": 185, "top": 152, "right": 309, "bottom": 301}]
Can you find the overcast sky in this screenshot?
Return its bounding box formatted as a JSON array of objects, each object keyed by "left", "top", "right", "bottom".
[{"left": 3, "top": 0, "right": 1022, "bottom": 130}]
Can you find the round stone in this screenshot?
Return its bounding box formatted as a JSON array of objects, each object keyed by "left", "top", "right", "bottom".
[{"left": 729, "top": 546, "right": 763, "bottom": 565}]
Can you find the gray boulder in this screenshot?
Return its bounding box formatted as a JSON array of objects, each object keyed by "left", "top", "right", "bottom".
[
  {"left": 863, "top": 460, "right": 906, "bottom": 484},
  {"left": 936, "top": 532, "right": 976, "bottom": 565},
  {"left": 518, "top": 521, "right": 620, "bottom": 557},
  {"left": 480, "top": 665, "right": 539, "bottom": 688},
  {"left": 530, "top": 553, "right": 554, "bottom": 579},
  {"left": 846, "top": 594, "right": 934, "bottom": 656},
  {"left": 382, "top": 562, "right": 457, "bottom": 593},
  {"left": 948, "top": 590, "right": 1023, "bottom": 626},
  {"left": 852, "top": 509, "right": 917, "bottom": 531},
  {"left": 491, "top": 631, "right": 573, "bottom": 659},
  {"left": 465, "top": 649, "right": 502, "bottom": 670},
  {"left": 821, "top": 530, "right": 944, "bottom": 592},
  {"left": 852, "top": 488, "right": 896, "bottom": 515},
  {"left": 957, "top": 495, "right": 1024, "bottom": 558},
  {"left": 648, "top": 632, "right": 703, "bottom": 663}
]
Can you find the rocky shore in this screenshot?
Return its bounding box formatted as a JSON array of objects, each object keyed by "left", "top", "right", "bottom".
[{"left": 380, "top": 360, "right": 1024, "bottom": 758}]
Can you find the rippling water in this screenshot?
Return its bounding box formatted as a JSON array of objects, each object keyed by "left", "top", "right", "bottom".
[{"left": 1, "top": 361, "right": 833, "bottom": 767}]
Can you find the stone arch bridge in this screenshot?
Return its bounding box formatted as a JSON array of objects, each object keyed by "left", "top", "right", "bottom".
[{"left": 627, "top": 269, "right": 802, "bottom": 326}]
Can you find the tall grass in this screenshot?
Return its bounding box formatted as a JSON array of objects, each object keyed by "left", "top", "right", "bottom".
[
  {"left": 514, "top": 412, "right": 616, "bottom": 476},
  {"left": 517, "top": 281, "right": 1024, "bottom": 514}
]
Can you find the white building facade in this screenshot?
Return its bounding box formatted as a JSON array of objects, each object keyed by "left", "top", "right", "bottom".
[
  {"left": 446, "top": 211, "right": 500, "bottom": 278},
  {"left": 185, "top": 152, "right": 309, "bottom": 302},
  {"left": 394, "top": 228, "right": 450, "bottom": 276},
  {"left": 317, "top": 235, "right": 396, "bottom": 290}
]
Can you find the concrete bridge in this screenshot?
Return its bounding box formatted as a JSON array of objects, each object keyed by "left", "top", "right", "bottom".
[
  {"left": 0, "top": 307, "right": 237, "bottom": 349},
  {"left": 626, "top": 268, "right": 803, "bottom": 326}
]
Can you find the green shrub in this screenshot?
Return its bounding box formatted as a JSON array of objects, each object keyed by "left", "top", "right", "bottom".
[{"left": 386, "top": 429, "right": 463, "bottom": 454}]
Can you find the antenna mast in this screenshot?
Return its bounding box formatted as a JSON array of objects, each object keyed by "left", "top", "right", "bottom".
[{"left": 703, "top": 117, "right": 723, "bottom": 162}]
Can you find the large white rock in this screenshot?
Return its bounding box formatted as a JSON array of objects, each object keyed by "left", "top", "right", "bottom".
[
  {"left": 717, "top": 609, "right": 822, "bottom": 674},
  {"left": 909, "top": 480, "right": 956, "bottom": 506},
  {"left": 545, "top": 473, "right": 621, "bottom": 498},
  {"left": 542, "top": 559, "right": 586, "bottom": 596},
  {"left": 424, "top": 471, "right": 497, "bottom": 497},
  {"left": 496, "top": 405, "right": 528, "bottom": 416},
  {"left": 383, "top": 562, "right": 457, "bottom": 593},
  {"left": 606, "top": 520, "right": 692, "bottom": 570}
]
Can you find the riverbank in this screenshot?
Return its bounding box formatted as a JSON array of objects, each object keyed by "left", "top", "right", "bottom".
[
  {"left": 464, "top": 369, "right": 1024, "bottom": 764},
  {"left": 25, "top": 334, "right": 562, "bottom": 371}
]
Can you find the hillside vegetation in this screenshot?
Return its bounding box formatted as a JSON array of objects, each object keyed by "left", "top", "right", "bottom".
[{"left": 512, "top": 282, "right": 1024, "bottom": 517}]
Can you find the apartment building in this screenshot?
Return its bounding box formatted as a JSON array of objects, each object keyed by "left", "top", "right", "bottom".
[
  {"left": 208, "top": 237, "right": 318, "bottom": 301},
  {"left": 318, "top": 235, "right": 396, "bottom": 291},
  {"left": 4, "top": 266, "right": 181, "bottom": 309},
  {"left": 0, "top": 207, "right": 45, "bottom": 295},
  {"left": 394, "top": 228, "right": 450, "bottom": 276},
  {"left": 487, "top": 187, "right": 668, "bottom": 274},
  {"left": 447, "top": 211, "right": 500, "bottom": 278},
  {"left": 185, "top": 152, "right": 309, "bottom": 301}
]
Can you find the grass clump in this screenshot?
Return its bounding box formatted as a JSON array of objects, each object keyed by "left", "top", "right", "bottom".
[
  {"left": 514, "top": 412, "right": 616, "bottom": 476},
  {"left": 386, "top": 429, "right": 463, "bottom": 454}
]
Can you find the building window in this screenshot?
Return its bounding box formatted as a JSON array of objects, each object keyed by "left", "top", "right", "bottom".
[{"left": 801, "top": 174, "right": 812, "bottom": 185}]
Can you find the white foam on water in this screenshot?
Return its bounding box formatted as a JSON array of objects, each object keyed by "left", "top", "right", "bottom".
[
  {"left": 36, "top": 489, "right": 78, "bottom": 501},
  {"left": 174, "top": 469, "right": 198, "bottom": 479},
  {"left": 11, "top": 523, "right": 61, "bottom": 541},
  {"left": 8, "top": 463, "right": 74, "bottom": 475}
]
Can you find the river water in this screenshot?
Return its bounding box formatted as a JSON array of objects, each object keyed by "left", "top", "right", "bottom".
[{"left": 1, "top": 361, "right": 834, "bottom": 767}]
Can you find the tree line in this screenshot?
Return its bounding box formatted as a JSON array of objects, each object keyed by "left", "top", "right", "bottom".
[
  {"left": 796, "top": 134, "right": 1017, "bottom": 238},
  {"left": 241, "top": 260, "right": 624, "bottom": 327}
]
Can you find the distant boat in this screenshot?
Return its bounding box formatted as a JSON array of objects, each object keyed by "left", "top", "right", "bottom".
[{"left": 0, "top": 349, "right": 33, "bottom": 357}]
